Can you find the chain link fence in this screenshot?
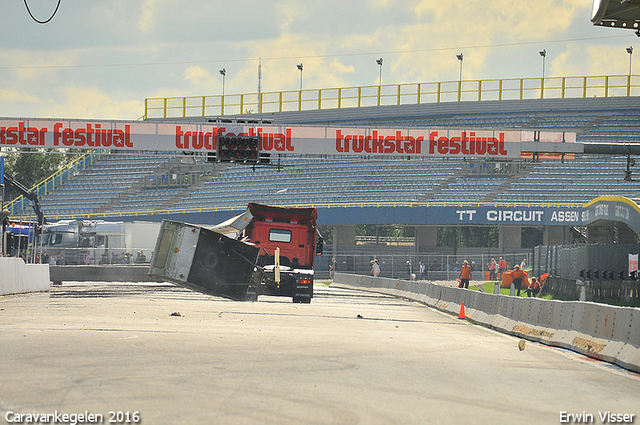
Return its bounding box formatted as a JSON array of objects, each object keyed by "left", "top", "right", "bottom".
[
  {"left": 318, "top": 252, "right": 532, "bottom": 281},
  {"left": 533, "top": 244, "right": 640, "bottom": 303}
]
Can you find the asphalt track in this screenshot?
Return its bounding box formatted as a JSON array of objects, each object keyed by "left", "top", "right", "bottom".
[{"left": 1, "top": 282, "right": 639, "bottom": 425}]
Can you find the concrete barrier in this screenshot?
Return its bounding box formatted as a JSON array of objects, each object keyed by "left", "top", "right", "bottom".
[
  {"left": 49, "top": 265, "right": 162, "bottom": 283},
  {"left": 0, "top": 258, "right": 50, "bottom": 296},
  {"left": 425, "top": 284, "right": 441, "bottom": 306},
  {"left": 333, "top": 272, "right": 640, "bottom": 373}
]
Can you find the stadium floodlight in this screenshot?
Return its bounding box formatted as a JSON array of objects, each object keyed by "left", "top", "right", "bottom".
[
  {"left": 296, "top": 63, "right": 303, "bottom": 91},
  {"left": 376, "top": 58, "right": 383, "bottom": 86},
  {"left": 539, "top": 49, "right": 547, "bottom": 80},
  {"left": 627, "top": 46, "right": 633, "bottom": 76},
  {"left": 456, "top": 53, "right": 463, "bottom": 81},
  {"left": 219, "top": 68, "right": 226, "bottom": 97}
]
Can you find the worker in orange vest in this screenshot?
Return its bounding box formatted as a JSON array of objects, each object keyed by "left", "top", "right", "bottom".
[
  {"left": 498, "top": 257, "right": 507, "bottom": 280},
  {"left": 459, "top": 260, "right": 472, "bottom": 289},
  {"left": 524, "top": 277, "right": 541, "bottom": 297},
  {"left": 512, "top": 264, "right": 526, "bottom": 296}
]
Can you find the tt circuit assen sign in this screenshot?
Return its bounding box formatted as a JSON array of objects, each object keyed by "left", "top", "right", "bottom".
[
  {"left": 426, "top": 197, "right": 639, "bottom": 227},
  {"left": 0, "top": 118, "right": 575, "bottom": 159},
  {"left": 447, "top": 206, "right": 581, "bottom": 226}
]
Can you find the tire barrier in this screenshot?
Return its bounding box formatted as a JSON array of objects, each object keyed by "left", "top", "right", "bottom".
[
  {"left": 0, "top": 258, "right": 49, "bottom": 296},
  {"left": 333, "top": 272, "right": 640, "bottom": 373}
]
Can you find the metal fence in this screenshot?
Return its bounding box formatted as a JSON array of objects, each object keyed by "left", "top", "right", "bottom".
[
  {"left": 533, "top": 244, "right": 640, "bottom": 303},
  {"left": 317, "top": 251, "right": 532, "bottom": 281}
]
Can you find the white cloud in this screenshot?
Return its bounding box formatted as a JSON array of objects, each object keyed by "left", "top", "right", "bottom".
[
  {"left": 50, "top": 87, "right": 143, "bottom": 120},
  {"left": 0, "top": 0, "right": 634, "bottom": 120},
  {"left": 138, "top": 0, "right": 161, "bottom": 34},
  {"left": 183, "top": 66, "right": 219, "bottom": 92}
]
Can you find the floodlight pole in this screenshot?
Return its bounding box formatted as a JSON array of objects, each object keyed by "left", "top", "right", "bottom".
[
  {"left": 376, "top": 58, "right": 383, "bottom": 87},
  {"left": 627, "top": 46, "right": 634, "bottom": 96},
  {"left": 456, "top": 53, "right": 464, "bottom": 102},
  {"left": 539, "top": 50, "right": 546, "bottom": 98},
  {"left": 219, "top": 68, "right": 226, "bottom": 115},
  {"left": 219, "top": 68, "right": 226, "bottom": 97},
  {"left": 297, "top": 63, "right": 303, "bottom": 91}
]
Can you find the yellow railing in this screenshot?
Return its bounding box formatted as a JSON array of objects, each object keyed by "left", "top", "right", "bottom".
[{"left": 145, "top": 74, "right": 639, "bottom": 119}]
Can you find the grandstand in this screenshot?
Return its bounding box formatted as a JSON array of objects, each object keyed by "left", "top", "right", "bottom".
[
  {"left": 5, "top": 90, "right": 640, "bottom": 280},
  {"left": 5, "top": 94, "right": 639, "bottom": 220}
]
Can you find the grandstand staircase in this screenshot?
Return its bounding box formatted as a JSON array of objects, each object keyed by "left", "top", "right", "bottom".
[
  {"left": 103, "top": 183, "right": 148, "bottom": 211},
  {"left": 155, "top": 173, "right": 215, "bottom": 211},
  {"left": 416, "top": 173, "right": 462, "bottom": 202},
  {"left": 478, "top": 172, "right": 527, "bottom": 202},
  {"left": 414, "top": 160, "right": 538, "bottom": 204},
  {"left": 477, "top": 165, "right": 535, "bottom": 202},
  {"left": 101, "top": 161, "right": 238, "bottom": 213},
  {"left": 575, "top": 115, "right": 606, "bottom": 141}
]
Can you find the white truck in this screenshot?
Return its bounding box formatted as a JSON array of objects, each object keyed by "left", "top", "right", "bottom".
[{"left": 41, "top": 219, "right": 161, "bottom": 265}]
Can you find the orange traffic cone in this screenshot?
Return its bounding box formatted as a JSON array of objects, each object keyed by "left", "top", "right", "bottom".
[{"left": 458, "top": 301, "right": 466, "bottom": 319}]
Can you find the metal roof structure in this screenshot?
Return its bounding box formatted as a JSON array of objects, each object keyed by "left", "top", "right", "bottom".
[{"left": 591, "top": 0, "right": 640, "bottom": 33}]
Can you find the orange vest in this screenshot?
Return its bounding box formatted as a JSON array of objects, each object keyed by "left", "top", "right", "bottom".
[
  {"left": 460, "top": 265, "right": 471, "bottom": 279},
  {"left": 512, "top": 269, "right": 525, "bottom": 279}
]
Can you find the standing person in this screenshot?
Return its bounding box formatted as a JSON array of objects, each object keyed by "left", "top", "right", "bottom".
[
  {"left": 406, "top": 260, "right": 412, "bottom": 280},
  {"left": 520, "top": 258, "right": 527, "bottom": 269},
  {"left": 489, "top": 258, "right": 497, "bottom": 281},
  {"left": 512, "top": 264, "right": 526, "bottom": 296},
  {"left": 370, "top": 260, "right": 381, "bottom": 277},
  {"left": 373, "top": 260, "right": 380, "bottom": 277},
  {"left": 329, "top": 258, "right": 336, "bottom": 279},
  {"left": 57, "top": 251, "right": 64, "bottom": 265},
  {"left": 419, "top": 261, "right": 425, "bottom": 280},
  {"left": 498, "top": 257, "right": 507, "bottom": 281},
  {"left": 459, "top": 260, "right": 472, "bottom": 289}
]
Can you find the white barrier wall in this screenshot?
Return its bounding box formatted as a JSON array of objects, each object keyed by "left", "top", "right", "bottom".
[
  {"left": 333, "top": 272, "right": 640, "bottom": 373},
  {"left": 0, "top": 258, "right": 50, "bottom": 296}
]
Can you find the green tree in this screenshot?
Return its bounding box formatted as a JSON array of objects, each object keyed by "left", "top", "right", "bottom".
[
  {"left": 355, "top": 224, "right": 415, "bottom": 238},
  {"left": 2, "top": 149, "right": 70, "bottom": 200},
  {"left": 438, "top": 226, "right": 499, "bottom": 251},
  {"left": 317, "top": 225, "right": 333, "bottom": 245},
  {"left": 521, "top": 227, "right": 543, "bottom": 248}
]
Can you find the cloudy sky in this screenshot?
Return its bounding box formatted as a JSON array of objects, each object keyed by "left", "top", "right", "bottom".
[{"left": 0, "top": 0, "right": 636, "bottom": 120}]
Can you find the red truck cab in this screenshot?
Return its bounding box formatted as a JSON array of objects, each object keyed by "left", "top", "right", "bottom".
[{"left": 244, "top": 203, "right": 320, "bottom": 269}]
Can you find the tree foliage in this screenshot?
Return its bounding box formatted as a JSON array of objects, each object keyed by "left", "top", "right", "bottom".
[
  {"left": 356, "top": 224, "right": 415, "bottom": 238},
  {"left": 2, "top": 149, "right": 70, "bottom": 200},
  {"left": 438, "top": 226, "right": 500, "bottom": 251}
]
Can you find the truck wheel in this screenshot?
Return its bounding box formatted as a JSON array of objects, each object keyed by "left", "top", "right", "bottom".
[{"left": 245, "top": 285, "right": 258, "bottom": 302}]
